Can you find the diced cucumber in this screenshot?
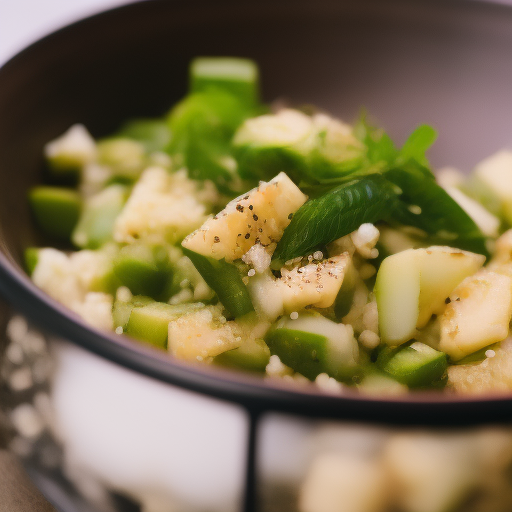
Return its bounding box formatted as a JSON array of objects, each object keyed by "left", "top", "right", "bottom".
[
  {"left": 213, "top": 337, "right": 270, "bottom": 373},
  {"left": 24, "top": 247, "right": 40, "bottom": 276},
  {"left": 182, "top": 248, "right": 254, "bottom": 318},
  {"left": 375, "top": 249, "right": 420, "bottom": 345},
  {"left": 376, "top": 341, "right": 447, "bottom": 388},
  {"left": 126, "top": 302, "right": 205, "bottom": 349},
  {"left": 97, "top": 138, "right": 146, "bottom": 181},
  {"left": 265, "top": 313, "right": 358, "bottom": 381},
  {"left": 190, "top": 57, "right": 259, "bottom": 107},
  {"left": 115, "top": 119, "right": 171, "bottom": 153},
  {"left": 233, "top": 109, "right": 312, "bottom": 181},
  {"left": 375, "top": 247, "right": 485, "bottom": 345},
  {"left": 113, "top": 243, "right": 172, "bottom": 299},
  {"left": 113, "top": 295, "right": 154, "bottom": 330},
  {"left": 29, "top": 186, "right": 81, "bottom": 240},
  {"left": 72, "top": 184, "right": 128, "bottom": 249}
]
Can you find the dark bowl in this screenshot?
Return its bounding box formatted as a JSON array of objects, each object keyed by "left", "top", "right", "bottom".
[{"left": 1, "top": 0, "right": 512, "bottom": 510}]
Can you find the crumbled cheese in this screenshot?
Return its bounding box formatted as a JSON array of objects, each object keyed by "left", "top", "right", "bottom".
[
  {"left": 351, "top": 223, "right": 380, "bottom": 259},
  {"left": 71, "top": 292, "right": 114, "bottom": 331},
  {"left": 359, "top": 330, "right": 380, "bottom": 350},
  {"left": 265, "top": 354, "right": 293, "bottom": 377},
  {"left": 315, "top": 373, "right": 344, "bottom": 393},
  {"left": 114, "top": 167, "right": 218, "bottom": 244},
  {"left": 242, "top": 243, "right": 272, "bottom": 273}
]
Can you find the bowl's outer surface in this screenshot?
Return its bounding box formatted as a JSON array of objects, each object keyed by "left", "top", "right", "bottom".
[{"left": 1, "top": 0, "right": 512, "bottom": 426}]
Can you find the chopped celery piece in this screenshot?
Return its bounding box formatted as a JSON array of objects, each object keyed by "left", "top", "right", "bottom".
[
  {"left": 113, "top": 243, "right": 172, "bottom": 299},
  {"left": 265, "top": 314, "right": 358, "bottom": 381},
  {"left": 126, "top": 302, "right": 204, "bottom": 349},
  {"left": 376, "top": 341, "right": 447, "bottom": 388},
  {"left": 182, "top": 248, "right": 254, "bottom": 318},
  {"left": 97, "top": 138, "right": 146, "bottom": 181},
  {"left": 115, "top": 119, "right": 171, "bottom": 153},
  {"left": 24, "top": 247, "right": 40, "bottom": 276},
  {"left": 190, "top": 57, "right": 259, "bottom": 107},
  {"left": 29, "top": 186, "right": 81, "bottom": 240},
  {"left": 72, "top": 184, "right": 128, "bottom": 249},
  {"left": 113, "top": 295, "right": 154, "bottom": 330},
  {"left": 214, "top": 337, "right": 270, "bottom": 373}
]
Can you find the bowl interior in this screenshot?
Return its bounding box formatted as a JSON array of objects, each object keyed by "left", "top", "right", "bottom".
[{"left": 1, "top": 0, "right": 512, "bottom": 424}]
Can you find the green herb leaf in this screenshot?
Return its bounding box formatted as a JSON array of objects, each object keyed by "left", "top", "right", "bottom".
[
  {"left": 398, "top": 124, "right": 437, "bottom": 169},
  {"left": 272, "top": 174, "right": 397, "bottom": 264},
  {"left": 385, "top": 163, "right": 488, "bottom": 257},
  {"left": 182, "top": 248, "right": 254, "bottom": 318}
]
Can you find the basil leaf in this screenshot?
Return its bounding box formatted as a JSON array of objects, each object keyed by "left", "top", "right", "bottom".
[
  {"left": 272, "top": 174, "right": 398, "bottom": 264},
  {"left": 385, "top": 164, "right": 488, "bottom": 257},
  {"left": 398, "top": 124, "right": 437, "bottom": 169}
]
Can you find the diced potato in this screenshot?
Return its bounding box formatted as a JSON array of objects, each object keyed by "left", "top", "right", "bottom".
[
  {"left": 447, "top": 338, "right": 512, "bottom": 394},
  {"left": 279, "top": 254, "right": 350, "bottom": 312},
  {"left": 440, "top": 270, "right": 512, "bottom": 360},
  {"left": 182, "top": 172, "right": 307, "bottom": 261}
]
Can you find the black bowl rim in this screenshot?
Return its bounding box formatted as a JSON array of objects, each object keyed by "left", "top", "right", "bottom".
[{"left": 1, "top": 0, "right": 512, "bottom": 427}]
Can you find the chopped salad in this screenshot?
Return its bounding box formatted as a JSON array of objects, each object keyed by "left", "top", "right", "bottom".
[{"left": 26, "top": 57, "right": 512, "bottom": 394}]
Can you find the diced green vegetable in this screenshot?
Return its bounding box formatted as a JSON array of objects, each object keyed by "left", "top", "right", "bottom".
[
  {"left": 24, "top": 247, "right": 40, "bottom": 276},
  {"left": 265, "top": 313, "right": 358, "bottom": 381},
  {"left": 376, "top": 341, "right": 447, "bottom": 388},
  {"left": 126, "top": 302, "right": 204, "bottom": 349},
  {"left": 113, "top": 243, "right": 172, "bottom": 299},
  {"left": 97, "top": 138, "right": 146, "bottom": 181},
  {"left": 72, "top": 184, "right": 128, "bottom": 249},
  {"left": 113, "top": 295, "right": 154, "bottom": 330},
  {"left": 115, "top": 119, "right": 171, "bottom": 153},
  {"left": 213, "top": 337, "right": 270, "bottom": 373},
  {"left": 190, "top": 57, "right": 259, "bottom": 107},
  {"left": 183, "top": 248, "right": 254, "bottom": 318},
  {"left": 29, "top": 186, "right": 81, "bottom": 240}
]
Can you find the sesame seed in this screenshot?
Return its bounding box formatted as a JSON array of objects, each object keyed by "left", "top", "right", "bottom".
[
  {"left": 115, "top": 326, "right": 123, "bottom": 335},
  {"left": 290, "top": 312, "right": 299, "bottom": 320},
  {"left": 248, "top": 269, "right": 256, "bottom": 277},
  {"left": 313, "top": 250, "right": 323, "bottom": 260},
  {"left": 485, "top": 349, "right": 496, "bottom": 358}
]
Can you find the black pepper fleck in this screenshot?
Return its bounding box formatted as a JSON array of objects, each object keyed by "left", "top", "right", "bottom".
[
  {"left": 245, "top": 233, "right": 251, "bottom": 239},
  {"left": 213, "top": 236, "right": 220, "bottom": 243},
  {"left": 253, "top": 214, "right": 258, "bottom": 221},
  {"left": 249, "top": 205, "right": 253, "bottom": 210},
  {"left": 236, "top": 204, "right": 244, "bottom": 212}
]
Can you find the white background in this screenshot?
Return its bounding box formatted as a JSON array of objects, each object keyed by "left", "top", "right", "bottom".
[{"left": 0, "top": 0, "right": 131, "bottom": 66}]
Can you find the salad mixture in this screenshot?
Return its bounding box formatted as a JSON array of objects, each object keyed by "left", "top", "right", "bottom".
[{"left": 26, "top": 57, "right": 512, "bottom": 395}]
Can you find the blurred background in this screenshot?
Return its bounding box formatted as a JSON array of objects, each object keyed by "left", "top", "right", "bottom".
[{"left": 0, "top": 0, "right": 130, "bottom": 66}]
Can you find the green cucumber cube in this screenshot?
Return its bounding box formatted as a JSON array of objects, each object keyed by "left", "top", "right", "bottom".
[
  {"left": 113, "top": 295, "right": 154, "bottom": 330},
  {"left": 376, "top": 341, "right": 447, "bottom": 388},
  {"left": 190, "top": 57, "right": 259, "bottom": 107},
  {"left": 125, "top": 302, "right": 205, "bottom": 349},
  {"left": 72, "top": 184, "right": 128, "bottom": 249},
  {"left": 113, "top": 243, "right": 172, "bottom": 299},
  {"left": 214, "top": 338, "right": 270, "bottom": 373},
  {"left": 29, "top": 186, "right": 81, "bottom": 240},
  {"left": 115, "top": 119, "right": 171, "bottom": 153}
]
